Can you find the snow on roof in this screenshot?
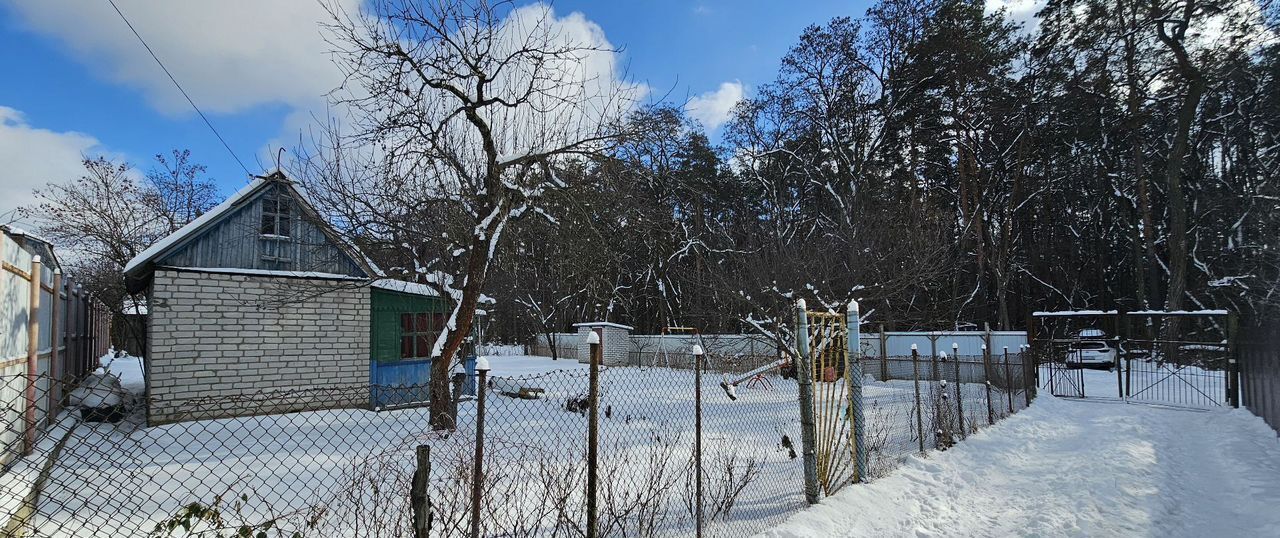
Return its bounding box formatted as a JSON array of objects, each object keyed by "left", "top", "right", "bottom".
[
  {"left": 573, "top": 321, "right": 634, "bottom": 330},
  {"left": 1032, "top": 310, "right": 1119, "bottom": 317},
  {"left": 166, "top": 266, "right": 367, "bottom": 280},
  {"left": 1127, "top": 310, "right": 1230, "bottom": 316},
  {"left": 124, "top": 178, "right": 266, "bottom": 275},
  {"left": 371, "top": 278, "right": 441, "bottom": 297}
]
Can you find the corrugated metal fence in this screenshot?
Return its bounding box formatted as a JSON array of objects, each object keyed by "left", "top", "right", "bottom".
[
  {"left": 1240, "top": 319, "right": 1280, "bottom": 436},
  {"left": 531, "top": 331, "right": 1029, "bottom": 383},
  {"left": 2, "top": 231, "right": 111, "bottom": 469}
]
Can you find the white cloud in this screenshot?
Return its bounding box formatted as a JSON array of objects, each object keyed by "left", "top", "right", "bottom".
[
  {"left": 0, "top": 107, "right": 109, "bottom": 222},
  {"left": 985, "top": 0, "right": 1044, "bottom": 33},
  {"left": 2, "top": 0, "right": 360, "bottom": 117},
  {"left": 5, "top": 1, "right": 642, "bottom": 173},
  {"left": 686, "top": 81, "right": 744, "bottom": 132}
]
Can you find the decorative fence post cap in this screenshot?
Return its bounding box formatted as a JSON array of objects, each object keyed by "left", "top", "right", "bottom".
[
  {"left": 847, "top": 299, "right": 858, "bottom": 313},
  {"left": 910, "top": 344, "right": 918, "bottom": 350},
  {"left": 474, "top": 357, "right": 491, "bottom": 372},
  {"left": 586, "top": 332, "right": 600, "bottom": 345},
  {"left": 691, "top": 344, "right": 705, "bottom": 356},
  {"left": 796, "top": 298, "right": 807, "bottom": 310}
]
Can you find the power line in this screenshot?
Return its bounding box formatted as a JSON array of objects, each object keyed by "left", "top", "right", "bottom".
[{"left": 106, "top": 0, "right": 252, "bottom": 177}]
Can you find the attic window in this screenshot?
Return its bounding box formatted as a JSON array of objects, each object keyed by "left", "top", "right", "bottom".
[{"left": 261, "top": 193, "right": 292, "bottom": 238}]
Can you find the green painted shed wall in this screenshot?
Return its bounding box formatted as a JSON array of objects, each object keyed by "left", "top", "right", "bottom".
[{"left": 369, "top": 288, "right": 448, "bottom": 364}]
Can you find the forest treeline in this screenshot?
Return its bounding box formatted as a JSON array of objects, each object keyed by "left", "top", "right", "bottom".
[
  {"left": 22, "top": 0, "right": 1278, "bottom": 349},
  {"left": 458, "top": 0, "right": 1279, "bottom": 339}
]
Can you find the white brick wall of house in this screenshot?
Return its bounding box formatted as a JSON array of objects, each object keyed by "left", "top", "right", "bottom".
[{"left": 146, "top": 269, "right": 370, "bottom": 423}]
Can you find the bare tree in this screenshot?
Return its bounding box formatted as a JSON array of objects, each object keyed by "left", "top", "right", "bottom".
[
  {"left": 319, "top": 0, "right": 638, "bottom": 428},
  {"left": 144, "top": 149, "right": 219, "bottom": 234},
  {"left": 22, "top": 152, "right": 217, "bottom": 353}
]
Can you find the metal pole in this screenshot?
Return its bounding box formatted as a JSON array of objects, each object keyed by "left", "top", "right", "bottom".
[
  {"left": 24, "top": 256, "right": 42, "bottom": 456},
  {"left": 952, "top": 343, "right": 964, "bottom": 438},
  {"left": 794, "top": 299, "right": 820, "bottom": 504},
  {"left": 1003, "top": 347, "right": 1014, "bottom": 413},
  {"left": 982, "top": 345, "right": 994, "bottom": 425},
  {"left": 470, "top": 360, "right": 490, "bottom": 538},
  {"left": 879, "top": 324, "right": 888, "bottom": 381},
  {"left": 1228, "top": 358, "right": 1239, "bottom": 408},
  {"left": 847, "top": 301, "right": 865, "bottom": 483},
  {"left": 586, "top": 333, "right": 601, "bottom": 538},
  {"left": 49, "top": 269, "right": 61, "bottom": 415},
  {"left": 693, "top": 344, "right": 705, "bottom": 537},
  {"left": 911, "top": 345, "right": 924, "bottom": 454},
  {"left": 411, "top": 444, "right": 432, "bottom": 538},
  {"left": 1022, "top": 348, "right": 1033, "bottom": 408}
]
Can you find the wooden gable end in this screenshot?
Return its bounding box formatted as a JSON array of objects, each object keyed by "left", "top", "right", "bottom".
[{"left": 155, "top": 182, "right": 368, "bottom": 277}]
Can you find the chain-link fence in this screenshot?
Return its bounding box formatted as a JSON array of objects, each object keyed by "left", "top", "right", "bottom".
[
  {"left": 1, "top": 362, "right": 804, "bottom": 537},
  {"left": 861, "top": 349, "right": 1033, "bottom": 479},
  {"left": 2, "top": 348, "right": 1034, "bottom": 537}
]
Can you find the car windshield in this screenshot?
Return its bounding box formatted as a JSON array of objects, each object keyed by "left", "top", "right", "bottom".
[{"left": 1072, "top": 341, "right": 1108, "bottom": 350}]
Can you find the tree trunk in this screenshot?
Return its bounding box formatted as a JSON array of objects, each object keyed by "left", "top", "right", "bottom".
[
  {"left": 1154, "top": 0, "right": 1206, "bottom": 340},
  {"left": 1161, "top": 75, "right": 1204, "bottom": 323},
  {"left": 429, "top": 231, "right": 495, "bottom": 430}
]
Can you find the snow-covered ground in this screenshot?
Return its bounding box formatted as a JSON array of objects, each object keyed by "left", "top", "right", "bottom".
[
  {"left": 18, "top": 354, "right": 1023, "bottom": 536},
  {"left": 97, "top": 351, "right": 146, "bottom": 395},
  {"left": 481, "top": 354, "right": 588, "bottom": 377},
  {"left": 762, "top": 370, "right": 1280, "bottom": 537}
]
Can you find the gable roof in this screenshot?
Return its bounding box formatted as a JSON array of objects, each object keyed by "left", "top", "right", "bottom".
[{"left": 123, "top": 172, "right": 382, "bottom": 284}]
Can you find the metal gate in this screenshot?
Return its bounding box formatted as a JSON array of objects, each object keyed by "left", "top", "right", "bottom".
[
  {"left": 1039, "top": 339, "right": 1087, "bottom": 399},
  {"left": 1031, "top": 310, "right": 1240, "bottom": 409},
  {"left": 1122, "top": 338, "right": 1237, "bottom": 408}
]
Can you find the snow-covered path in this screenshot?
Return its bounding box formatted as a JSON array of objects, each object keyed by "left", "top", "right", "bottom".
[{"left": 762, "top": 394, "right": 1280, "bottom": 537}]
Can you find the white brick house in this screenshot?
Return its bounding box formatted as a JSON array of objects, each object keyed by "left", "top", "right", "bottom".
[{"left": 124, "top": 172, "right": 447, "bottom": 424}]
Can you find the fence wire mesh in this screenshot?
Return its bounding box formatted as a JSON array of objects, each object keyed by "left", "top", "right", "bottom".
[
  {"left": 862, "top": 351, "right": 1031, "bottom": 479},
  {"left": 2, "top": 349, "right": 1033, "bottom": 537}
]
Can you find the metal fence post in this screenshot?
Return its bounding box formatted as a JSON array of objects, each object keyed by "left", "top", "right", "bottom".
[
  {"left": 411, "top": 444, "right": 432, "bottom": 538},
  {"left": 847, "top": 301, "right": 865, "bottom": 483},
  {"left": 879, "top": 324, "right": 889, "bottom": 381},
  {"left": 693, "top": 343, "right": 705, "bottom": 537},
  {"left": 982, "top": 345, "right": 994, "bottom": 425},
  {"left": 911, "top": 345, "right": 924, "bottom": 454},
  {"left": 587, "top": 332, "right": 601, "bottom": 537},
  {"left": 49, "top": 269, "right": 61, "bottom": 416},
  {"left": 794, "top": 299, "right": 820, "bottom": 504},
  {"left": 1125, "top": 355, "right": 1132, "bottom": 398},
  {"left": 930, "top": 343, "right": 941, "bottom": 444},
  {"left": 470, "top": 359, "right": 490, "bottom": 538},
  {"left": 1228, "top": 358, "right": 1239, "bottom": 408},
  {"left": 1003, "top": 347, "right": 1014, "bottom": 414},
  {"left": 952, "top": 343, "right": 964, "bottom": 438},
  {"left": 1022, "top": 349, "right": 1033, "bottom": 408},
  {"left": 24, "top": 255, "right": 42, "bottom": 456}
]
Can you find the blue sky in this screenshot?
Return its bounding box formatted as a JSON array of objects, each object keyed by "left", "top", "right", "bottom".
[{"left": 0, "top": 0, "right": 875, "bottom": 222}]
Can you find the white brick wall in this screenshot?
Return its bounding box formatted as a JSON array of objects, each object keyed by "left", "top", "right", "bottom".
[
  {"left": 147, "top": 270, "right": 370, "bottom": 423},
  {"left": 575, "top": 324, "right": 631, "bottom": 366}
]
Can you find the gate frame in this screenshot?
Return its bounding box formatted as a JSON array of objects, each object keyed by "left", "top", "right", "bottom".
[
  {"left": 1029, "top": 310, "right": 1122, "bottom": 399},
  {"left": 1029, "top": 309, "right": 1239, "bottom": 408},
  {"left": 1121, "top": 310, "right": 1239, "bottom": 408}
]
